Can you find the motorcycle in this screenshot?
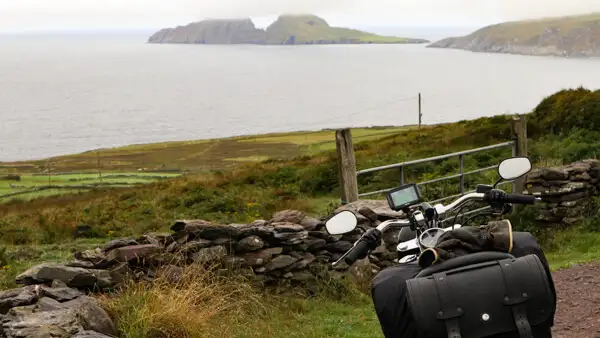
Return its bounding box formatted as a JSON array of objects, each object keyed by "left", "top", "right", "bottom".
[{"left": 324, "top": 156, "right": 540, "bottom": 267}]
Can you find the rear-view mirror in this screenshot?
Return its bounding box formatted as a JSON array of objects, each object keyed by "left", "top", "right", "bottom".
[
  {"left": 498, "top": 157, "right": 532, "bottom": 181},
  {"left": 325, "top": 210, "right": 358, "bottom": 235}
]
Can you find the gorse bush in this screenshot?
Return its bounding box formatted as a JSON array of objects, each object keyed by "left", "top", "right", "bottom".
[{"left": 529, "top": 87, "right": 600, "bottom": 137}]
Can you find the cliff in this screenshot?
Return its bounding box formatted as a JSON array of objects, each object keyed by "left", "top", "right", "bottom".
[
  {"left": 428, "top": 12, "right": 600, "bottom": 57},
  {"left": 148, "top": 14, "right": 429, "bottom": 45}
]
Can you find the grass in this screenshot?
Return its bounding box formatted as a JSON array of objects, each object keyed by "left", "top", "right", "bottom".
[
  {"left": 0, "top": 127, "right": 413, "bottom": 175},
  {"left": 0, "top": 238, "right": 106, "bottom": 290}
]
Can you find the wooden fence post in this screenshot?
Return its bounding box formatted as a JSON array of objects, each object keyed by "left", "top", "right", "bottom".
[
  {"left": 336, "top": 129, "right": 359, "bottom": 204},
  {"left": 511, "top": 115, "right": 528, "bottom": 193}
]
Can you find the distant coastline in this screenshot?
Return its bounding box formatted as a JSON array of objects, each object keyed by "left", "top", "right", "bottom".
[
  {"left": 148, "top": 14, "right": 429, "bottom": 46},
  {"left": 428, "top": 12, "right": 600, "bottom": 58}
]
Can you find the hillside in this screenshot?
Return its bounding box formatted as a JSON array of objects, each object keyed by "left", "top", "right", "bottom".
[
  {"left": 148, "top": 14, "right": 429, "bottom": 45},
  {"left": 428, "top": 12, "right": 600, "bottom": 57}
]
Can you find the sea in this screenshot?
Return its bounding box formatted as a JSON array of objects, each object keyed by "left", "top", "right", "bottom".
[{"left": 2, "top": 27, "right": 600, "bottom": 162}]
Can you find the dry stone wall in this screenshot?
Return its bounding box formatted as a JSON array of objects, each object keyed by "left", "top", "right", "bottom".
[{"left": 524, "top": 159, "right": 600, "bottom": 227}]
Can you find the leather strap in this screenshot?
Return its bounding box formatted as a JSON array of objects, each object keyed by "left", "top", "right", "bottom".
[
  {"left": 433, "top": 272, "right": 463, "bottom": 338},
  {"left": 499, "top": 260, "right": 533, "bottom": 338},
  {"left": 512, "top": 303, "right": 533, "bottom": 338}
]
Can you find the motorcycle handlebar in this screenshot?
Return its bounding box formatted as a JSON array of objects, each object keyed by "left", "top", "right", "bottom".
[
  {"left": 503, "top": 194, "right": 537, "bottom": 205},
  {"left": 343, "top": 240, "right": 371, "bottom": 265}
]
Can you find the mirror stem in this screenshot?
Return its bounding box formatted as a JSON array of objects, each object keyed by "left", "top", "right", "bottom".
[{"left": 492, "top": 177, "right": 503, "bottom": 189}]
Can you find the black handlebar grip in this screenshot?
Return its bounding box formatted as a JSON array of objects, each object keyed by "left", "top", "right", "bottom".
[
  {"left": 504, "top": 194, "right": 537, "bottom": 205},
  {"left": 344, "top": 240, "right": 370, "bottom": 266}
]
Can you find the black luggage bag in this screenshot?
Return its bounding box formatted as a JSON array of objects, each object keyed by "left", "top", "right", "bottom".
[{"left": 406, "top": 252, "right": 556, "bottom": 338}]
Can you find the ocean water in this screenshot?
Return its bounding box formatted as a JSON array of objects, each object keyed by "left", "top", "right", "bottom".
[{"left": 1, "top": 32, "right": 600, "bottom": 161}]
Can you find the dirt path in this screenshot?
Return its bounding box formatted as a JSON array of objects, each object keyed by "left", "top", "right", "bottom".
[{"left": 552, "top": 261, "right": 600, "bottom": 337}]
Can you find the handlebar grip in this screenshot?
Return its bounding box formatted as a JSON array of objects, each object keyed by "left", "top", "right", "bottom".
[
  {"left": 504, "top": 194, "right": 537, "bottom": 205},
  {"left": 344, "top": 240, "right": 370, "bottom": 266}
]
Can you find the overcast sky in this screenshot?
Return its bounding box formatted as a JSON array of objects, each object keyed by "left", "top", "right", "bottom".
[{"left": 2, "top": 0, "right": 600, "bottom": 32}]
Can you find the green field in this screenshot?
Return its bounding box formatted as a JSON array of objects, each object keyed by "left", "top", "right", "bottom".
[
  {"left": 0, "top": 172, "right": 181, "bottom": 202},
  {"left": 0, "top": 127, "right": 412, "bottom": 175}
]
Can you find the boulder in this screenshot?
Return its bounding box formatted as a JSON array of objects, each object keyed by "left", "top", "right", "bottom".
[
  {"left": 0, "top": 287, "right": 39, "bottom": 314},
  {"left": 63, "top": 296, "right": 117, "bottom": 336},
  {"left": 15, "top": 264, "right": 112, "bottom": 289},
  {"left": 1, "top": 309, "right": 81, "bottom": 338}
]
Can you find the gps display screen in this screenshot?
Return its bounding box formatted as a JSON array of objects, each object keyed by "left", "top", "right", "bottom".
[{"left": 386, "top": 184, "right": 421, "bottom": 211}]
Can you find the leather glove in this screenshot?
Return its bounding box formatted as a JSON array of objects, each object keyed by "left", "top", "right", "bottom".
[{"left": 418, "top": 219, "right": 513, "bottom": 268}]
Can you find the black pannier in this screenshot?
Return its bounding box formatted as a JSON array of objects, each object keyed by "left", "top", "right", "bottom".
[{"left": 406, "top": 252, "right": 556, "bottom": 338}]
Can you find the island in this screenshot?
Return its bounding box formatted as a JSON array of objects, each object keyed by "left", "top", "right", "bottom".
[
  {"left": 148, "top": 14, "right": 429, "bottom": 45},
  {"left": 428, "top": 12, "right": 600, "bottom": 58}
]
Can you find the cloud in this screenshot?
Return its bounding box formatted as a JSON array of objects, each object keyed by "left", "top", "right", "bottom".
[{"left": 2, "top": 0, "right": 600, "bottom": 32}]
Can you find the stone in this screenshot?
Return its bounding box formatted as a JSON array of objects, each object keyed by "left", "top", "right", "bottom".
[
  {"left": 191, "top": 246, "right": 227, "bottom": 263},
  {"left": 105, "top": 244, "right": 162, "bottom": 263},
  {"left": 300, "top": 216, "right": 321, "bottom": 231},
  {"left": 178, "top": 239, "right": 213, "bottom": 254},
  {"left": 52, "top": 280, "right": 68, "bottom": 288},
  {"left": 109, "top": 262, "right": 134, "bottom": 285},
  {"left": 102, "top": 238, "right": 139, "bottom": 252},
  {"left": 236, "top": 236, "right": 264, "bottom": 252},
  {"left": 273, "top": 230, "right": 308, "bottom": 245},
  {"left": 138, "top": 234, "right": 162, "bottom": 247},
  {"left": 1, "top": 309, "right": 81, "bottom": 338},
  {"left": 15, "top": 264, "right": 112, "bottom": 289},
  {"left": 243, "top": 247, "right": 283, "bottom": 267},
  {"left": 213, "top": 238, "right": 234, "bottom": 246},
  {"left": 290, "top": 272, "right": 315, "bottom": 282},
  {"left": 73, "top": 331, "right": 114, "bottom": 338},
  {"left": 325, "top": 241, "right": 353, "bottom": 253},
  {"left": 165, "top": 241, "right": 180, "bottom": 253},
  {"left": 272, "top": 210, "right": 306, "bottom": 224},
  {"left": 171, "top": 220, "right": 240, "bottom": 240},
  {"left": 34, "top": 297, "right": 65, "bottom": 312},
  {"left": 156, "top": 265, "right": 184, "bottom": 283},
  {"left": 8, "top": 304, "right": 36, "bottom": 317},
  {"left": 263, "top": 255, "right": 299, "bottom": 272},
  {"left": 286, "top": 253, "right": 316, "bottom": 271},
  {"left": 0, "top": 286, "right": 39, "bottom": 314},
  {"left": 73, "top": 249, "right": 106, "bottom": 266},
  {"left": 40, "top": 286, "right": 83, "bottom": 302},
  {"left": 65, "top": 261, "right": 97, "bottom": 269},
  {"left": 63, "top": 296, "right": 117, "bottom": 336},
  {"left": 308, "top": 231, "right": 336, "bottom": 242},
  {"left": 271, "top": 222, "right": 305, "bottom": 232},
  {"left": 335, "top": 200, "right": 405, "bottom": 220},
  {"left": 222, "top": 257, "right": 247, "bottom": 270}
]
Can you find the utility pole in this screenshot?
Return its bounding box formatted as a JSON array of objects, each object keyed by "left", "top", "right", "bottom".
[{"left": 418, "top": 93, "right": 422, "bottom": 129}]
